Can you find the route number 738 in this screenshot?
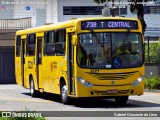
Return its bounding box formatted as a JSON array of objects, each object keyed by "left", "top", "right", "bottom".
[{"left": 87, "top": 22, "right": 97, "bottom": 28}]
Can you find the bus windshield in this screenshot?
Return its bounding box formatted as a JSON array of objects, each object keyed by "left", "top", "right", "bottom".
[{"left": 77, "top": 32, "right": 143, "bottom": 69}]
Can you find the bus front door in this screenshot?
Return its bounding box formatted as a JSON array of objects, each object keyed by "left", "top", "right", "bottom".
[
  {"left": 68, "top": 33, "right": 75, "bottom": 95},
  {"left": 21, "top": 39, "right": 25, "bottom": 86},
  {"left": 21, "top": 38, "right": 27, "bottom": 88},
  {"left": 36, "top": 38, "right": 43, "bottom": 89}
]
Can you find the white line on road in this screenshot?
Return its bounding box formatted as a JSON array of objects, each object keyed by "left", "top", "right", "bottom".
[
  {"left": 0, "top": 96, "right": 52, "bottom": 103},
  {"left": 0, "top": 88, "right": 15, "bottom": 89}
]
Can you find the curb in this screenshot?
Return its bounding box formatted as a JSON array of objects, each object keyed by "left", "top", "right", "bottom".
[{"left": 144, "top": 89, "right": 160, "bottom": 93}]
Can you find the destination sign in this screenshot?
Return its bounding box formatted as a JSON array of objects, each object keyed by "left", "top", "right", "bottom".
[{"left": 81, "top": 20, "right": 138, "bottom": 30}]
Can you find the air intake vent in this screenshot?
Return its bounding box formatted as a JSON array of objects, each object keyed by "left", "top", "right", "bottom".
[{"left": 89, "top": 72, "right": 137, "bottom": 80}]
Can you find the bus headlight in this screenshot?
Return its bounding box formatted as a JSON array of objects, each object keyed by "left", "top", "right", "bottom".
[
  {"left": 131, "top": 77, "right": 145, "bottom": 86},
  {"left": 77, "top": 77, "right": 93, "bottom": 88}
]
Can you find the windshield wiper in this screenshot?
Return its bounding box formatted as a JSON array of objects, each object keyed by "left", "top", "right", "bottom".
[
  {"left": 127, "top": 28, "right": 131, "bottom": 36},
  {"left": 90, "top": 29, "right": 104, "bottom": 47}
]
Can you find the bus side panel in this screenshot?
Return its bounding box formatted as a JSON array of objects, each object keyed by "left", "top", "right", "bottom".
[
  {"left": 42, "top": 56, "right": 56, "bottom": 92},
  {"left": 24, "top": 57, "right": 37, "bottom": 89},
  {"left": 53, "top": 56, "right": 67, "bottom": 94},
  {"left": 15, "top": 57, "right": 22, "bottom": 86},
  {"left": 42, "top": 56, "right": 67, "bottom": 94}
]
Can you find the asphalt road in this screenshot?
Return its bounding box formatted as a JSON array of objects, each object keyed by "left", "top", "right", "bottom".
[{"left": 0, "top": 85, "right": 160, "bottom": 120}]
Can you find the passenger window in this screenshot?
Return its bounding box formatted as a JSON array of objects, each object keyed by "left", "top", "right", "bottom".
[
  {"left": 44, "top": 31, "right": 55, "bottom": 56},
  {"left": 55, "top": 29, "right": 66, "bottom": 55},
  {"left": 26, "top": 34, "right": 36, "bottom": 56}
]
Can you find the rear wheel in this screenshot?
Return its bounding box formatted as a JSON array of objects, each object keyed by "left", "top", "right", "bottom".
[
  {"left": 30, "top": 78, "right": 38, "bottom": 97},
  {"left": 115, "top": 96, "right": 129, "bottom": 105},
  {"left": 60, "top": 82, "right": 70, "bottom": 104}
]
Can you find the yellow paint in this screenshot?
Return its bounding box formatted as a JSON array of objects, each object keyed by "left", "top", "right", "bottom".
[
  {"left": 15, "top": 17, "right": 144, "bottom": 98},
  {"left": 28, "top": 61, "right": 33, "bottom": 68}
]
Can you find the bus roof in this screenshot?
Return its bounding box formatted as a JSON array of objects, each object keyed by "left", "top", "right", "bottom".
[{"left": 16, "top": 17, "right": 139, "bottom": 35}]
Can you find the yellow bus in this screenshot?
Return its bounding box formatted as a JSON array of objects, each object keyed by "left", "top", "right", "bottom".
[{"left": 15, "top": 17, "right": 145, "bottom": 104}]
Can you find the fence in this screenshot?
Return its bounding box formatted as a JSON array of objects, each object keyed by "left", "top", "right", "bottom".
[
  {"left": 145, "top": 36, "right": 160, "bottom": 62},
  {"left": 0, "top": 17, "right": 32, "bottom": 29}
]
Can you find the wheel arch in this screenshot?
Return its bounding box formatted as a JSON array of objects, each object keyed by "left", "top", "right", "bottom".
[
  {"left": 59, "top": 76, "right": 70, "bottom": 104},
  {"left": 59, "top": 77, "right": 66, "bottom": 92}
]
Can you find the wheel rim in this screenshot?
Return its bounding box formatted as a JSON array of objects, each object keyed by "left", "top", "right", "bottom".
[
  {"left": 61, "top": 84, "right": 67, "bottom": 101},
  {"left": 30, "top": 80, "right": 34, "bottom": 95}
]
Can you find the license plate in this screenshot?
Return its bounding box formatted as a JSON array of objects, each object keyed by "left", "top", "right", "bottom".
[{"left": 107, "top": 90, "right": 117, "bottom": 94}]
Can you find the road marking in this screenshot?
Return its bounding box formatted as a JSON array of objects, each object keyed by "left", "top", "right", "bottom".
[
  {"left": 0, "top": 96, "right": 52, "bottom": 103},
  {"left": 0, "top": 88, "right": 15, "bottom": 90}
]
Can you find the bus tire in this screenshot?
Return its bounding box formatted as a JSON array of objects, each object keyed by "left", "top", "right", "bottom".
[
  {"left": 60, "top": 82, "right": 70, "bottom": 104},
  {"left": 115, "top": 96, "right": 128, "bottom": 105},
  {"left": 30, "top": 79, "right": 38, "bottom": 97}
]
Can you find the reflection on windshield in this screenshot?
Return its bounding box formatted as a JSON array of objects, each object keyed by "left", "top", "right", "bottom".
[{"left": 77, "top": 32, "right": 143, "bottom": 69}]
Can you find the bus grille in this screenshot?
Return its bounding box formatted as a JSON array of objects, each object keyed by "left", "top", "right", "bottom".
[
  {"left": 94, "top": 89, "right": 130, "bottom": 95},
  {"left": 89, "top": 71, "right": 137, "bottom": 80}
]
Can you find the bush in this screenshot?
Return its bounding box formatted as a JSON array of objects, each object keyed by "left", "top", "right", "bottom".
[
  {"left": 145, "top": 76, "right": 160, "bottom": 90},
  {"left": 145, "top": 42, "right": 160, "bottom": 62}
]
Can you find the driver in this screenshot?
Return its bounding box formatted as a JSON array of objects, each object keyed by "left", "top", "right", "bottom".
[
  {"left": 113, "top": 43, "right": 132, "bottom": 68},
  {"left": 116, "top": 43, "right": 131, "bottom": 55}
]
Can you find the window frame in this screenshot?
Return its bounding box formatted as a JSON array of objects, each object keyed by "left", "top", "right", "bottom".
[
  {"left": 26, "top": 34, "right": 36, "bottom": 56},
  {"left": 44, "top": 31, "right": 56, "bottom": 56},
  {"left": 16, "top": 36, "right": 21, "bottom": 57},
  {"left": 55, "top": 29, "right": 66, "bottom": 56}
]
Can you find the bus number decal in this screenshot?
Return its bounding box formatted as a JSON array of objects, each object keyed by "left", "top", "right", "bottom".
[
  {"left": 50, "top": 62, "right": 53, "bottom": 72},
  {"left": 53, "top": 62, "right": 57, "bottom": 69},
  {"left": 90, "top": 69, "right": 99, "bottom": 73},
  {"left": 50, "top": 62, "right": 57, "bottom": 72},
  {"left": 28, "top": 61, "right": 33, "bottom": 68}
]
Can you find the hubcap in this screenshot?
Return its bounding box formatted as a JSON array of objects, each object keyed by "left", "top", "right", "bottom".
[
  {"left": 61, "top": 85, "right": 67, "bottom": 100},
  {"left": 30, "top": 81, "right": 34, "bottom": 94}
]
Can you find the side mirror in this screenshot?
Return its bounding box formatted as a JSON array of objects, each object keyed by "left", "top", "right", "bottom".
[{"left": 72, "top": 35, "right": 77, "bottom": 46}]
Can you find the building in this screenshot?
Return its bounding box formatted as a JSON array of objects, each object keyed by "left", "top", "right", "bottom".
[
  {"left": 1, "top": 0, "right": 159, "bottom": 29},
  {"left": 0, "top": 0, "right": 160, "bottom": 83},
  {"left": 0, "top": 18, "right": 32, "bottom": 84},
  {"left": 0, "top": 0, "right": 46, "bottom": 83},
  {"left": 47, "top": 0, "right": 160, "bottom": 40}
]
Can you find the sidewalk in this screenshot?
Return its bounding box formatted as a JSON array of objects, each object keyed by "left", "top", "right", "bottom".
[{"left": 144, "top": 89, "right": 160, "bottom": 93}]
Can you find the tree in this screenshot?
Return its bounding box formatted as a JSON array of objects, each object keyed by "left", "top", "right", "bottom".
[{"left": 94, "top": 0, "right": 147, "bottom": 34}]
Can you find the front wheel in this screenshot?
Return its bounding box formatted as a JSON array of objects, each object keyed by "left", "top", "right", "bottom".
[
  {"left": 30, "top": 79, "right": 38, "bottom": 97},
  {"left": 60, "top": 82, "right": 70, "bottom": 104},
  {"left": 115, "top": 96, "right": 129, "bottom": 105}
]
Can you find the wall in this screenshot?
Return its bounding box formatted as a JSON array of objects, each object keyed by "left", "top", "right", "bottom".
[
  {"left": 14, "top": 0, "right": 47, "bottom": 27},
  {"left": 145, "top": 63, "right": 160, "bottom": 77},
  {"left": 0, "top": 47, "right": 15, "bottom": 84},
  {"left": 52, "top": 0, "right": 160, "bottom": 29},
  {"left": 0, "top": 0, "right": 14, "bottom": 19},
  {"left": 46, "top": 0, "right": 58, "bottom": 24},
  {"left": 127, "top": 10, "right": 160, "bottom": 28},
  {"left": 57, "top": 0, "right": 105, "bottom": 22}
]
